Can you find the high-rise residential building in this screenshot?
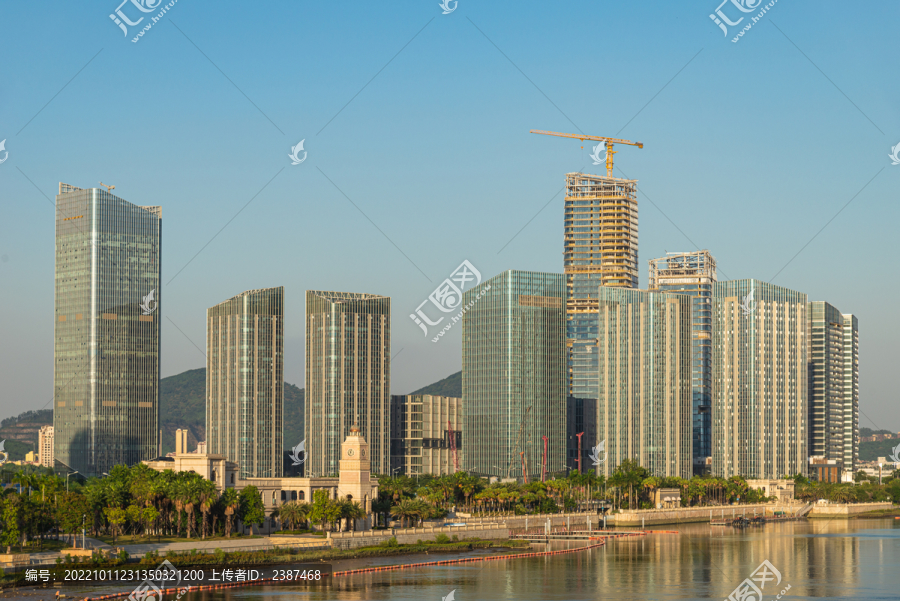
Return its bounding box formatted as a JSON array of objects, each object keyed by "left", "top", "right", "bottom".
[
  {"left": 563, "top": 173, "right": 639, "bottom": 468},
  {"left": 54, "top": 183, "right": 161, "bottom": 477},
  {"left": 807, "top": 301, "right": 845, "bottom": 466},
  {"left": 842, "top": 314, "right": 859, "bottom": 472},
  {"left": 595, "top": 287, "right": 693, "bottom": 479},
  {"left": 712, "top": 280, "right": 808, "bottom": 479},
  {"left": 649, "top": 250, "right": 717, "bottom": 474},
  {"left": 390, "top": 394, "right": 463, "bottom": 476},
  {"left": 306, "top": 291, "right": 390, "bottom": 476},
  {"left": 207, "top": 287, "right": 284, "bottom": 479},
  {"left": 462, "top": 270, "right": 566, "bottom": 480},
  {"left": 39, "top": 425, "right": 54, "bottom": 468}
]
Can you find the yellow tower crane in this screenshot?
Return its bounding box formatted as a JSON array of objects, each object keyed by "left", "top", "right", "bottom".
[{"left": 530, "top": 130, "right": 644, "bottom": 177}]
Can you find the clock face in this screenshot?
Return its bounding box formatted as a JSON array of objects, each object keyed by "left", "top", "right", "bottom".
[
  {"left": 361, "top": 449, "right": 366, "bottom": 458},
  {"left": 347, "top": 449, "right": 355, "bottom": 456}
]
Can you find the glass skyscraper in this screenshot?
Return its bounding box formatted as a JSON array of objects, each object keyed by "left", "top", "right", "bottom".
[
  {"left": 712, "top": 280, "right": 808, "bottom": 479},
  {"left": 563, "top": 173, "right": 638, "bottom": 471},
  {"left": 649, "top": 250, "right": 717, "bottom": 474},
  {"left": 595, "top": 287, "right": 693, "bottom": 479},
  {"left": 306, "top": 291, "right": 391, "bottom": 476},
  {"left": 462, "top": 271, "right": 566, "bottom": 480},
  {"left": 54, "top": 183, "right": 161, "bottom": 477},
  {"left": 207, "top": 287, "right": 284, "bottom": 479}
]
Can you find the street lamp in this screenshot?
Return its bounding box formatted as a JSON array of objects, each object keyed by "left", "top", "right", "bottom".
[{"left": 66, "top": 471, "right": 79, "bottom": 492}]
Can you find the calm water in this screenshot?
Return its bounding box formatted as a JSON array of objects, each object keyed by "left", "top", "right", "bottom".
[{"left": 57, "top": 519, "right": 900, "bottom": 600}]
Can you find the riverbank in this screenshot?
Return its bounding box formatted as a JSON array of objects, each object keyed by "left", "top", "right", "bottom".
[
  {"left": 0, "top": 538, "right": 530, "bottom": 592},
  {"left": 847, "top": 506, "right": 900, "bottom": 519}
]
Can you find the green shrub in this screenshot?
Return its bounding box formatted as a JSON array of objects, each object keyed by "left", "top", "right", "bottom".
[
  {"left": 214, "top": 548, "right": 226, "bottom": 563},
  {"left": 451, "top": 535, "right": 458, "bottom": 542},
  {"left": 380, "top": 537, "right": 398, "bottom": 547},
  {"left": 433, "top": 533, "right": 451, "bottom": 544}
]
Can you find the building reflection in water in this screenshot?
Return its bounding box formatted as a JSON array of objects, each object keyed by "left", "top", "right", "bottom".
[{"left": 172, "top": 520, "right": 888, "bottom": 601}]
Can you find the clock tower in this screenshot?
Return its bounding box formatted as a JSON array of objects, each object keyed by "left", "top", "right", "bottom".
[{"left": 338, "top": 425, "right": 373, "bottom": 512}]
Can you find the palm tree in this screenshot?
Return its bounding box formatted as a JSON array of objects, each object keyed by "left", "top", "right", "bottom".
[
  {"left": 642, "top": 477, "right": 660, "bottom": 508},
  {"left": 197, "top": 480, "right": 218, "bottom": 539},
  {"left": 181, "top": 478, "right": 201, "bottom": 538},
  {"left": 149, "top": 475, "right": 170, "bottom": 539},
  {"left": 221, "top": 488, "right": 240, "bottom": 537},
  {"left": 390, "top": 499, "right": 419, "bottom": 528},
  {"left": 276, "top": 501, "right": 310, "bottom": 531},
  {"left": 341, "top": 500, "right": 366, "bottom": 532},
  {"left": 172, "top": 479, "right": 186, "bottom": 537},
  {"left": 608, "top": 471, "right": 626, "bottom": 510},
  {"left": 459, "top": 475, "right": 478, "bottom": 512}
]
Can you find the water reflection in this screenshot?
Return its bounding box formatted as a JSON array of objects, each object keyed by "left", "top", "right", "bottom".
[{"left": 174, "top": 519, "right": 898, "bottom": 600}]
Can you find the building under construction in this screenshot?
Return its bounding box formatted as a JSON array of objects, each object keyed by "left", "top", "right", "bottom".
[
  {"left": 389, "top": 394, "right": 463, "bottom": 477},
  {"left": 565, "top": 173, "right": 638, "bottom": 456}
]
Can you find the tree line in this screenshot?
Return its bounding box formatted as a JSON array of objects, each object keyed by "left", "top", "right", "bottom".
[
  {"left": 5, "top": 461, "right": 897, "bottom": 552},
  {"left": 1, "top": 464, "right": 267, "bottom": 551}
]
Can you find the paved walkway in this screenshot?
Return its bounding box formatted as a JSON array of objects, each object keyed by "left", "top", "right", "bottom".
[{"left": 121, "top": 537, "right": 274, "bottom": 557}]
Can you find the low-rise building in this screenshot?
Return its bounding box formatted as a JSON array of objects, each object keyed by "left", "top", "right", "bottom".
[
  {"left": 655, "top": 488, "right": 682, "bottom": 509},
  {"left": 746, "top": 479, "right": 795, "bottom": 503},
  {"left": 390, "top": 394, "right": 462, "bottom": 476},
  {"left": 145, "top": 427, "right": 379, "bottom": 534},
  {"left": 809, "top": 456, "right": 841, "bottom": 483}
]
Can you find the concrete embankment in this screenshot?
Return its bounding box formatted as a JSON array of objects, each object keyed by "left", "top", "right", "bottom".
[
  {"left": 807, "top": 502, "right": 894, "bottom": 518},
  {"left": 611, "top": 503, "right": 800, "bottom": 527},
  {"left": 329, "top": 524, "right": 509, "bottom": 550}
]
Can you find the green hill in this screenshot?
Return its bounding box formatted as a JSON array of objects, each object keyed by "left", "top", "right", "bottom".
[
  {"left": 860, "top": 427, "right": 893, "bottom": 437},
  {"left": 411, "top": 371, "right": 462, "bottom": 398},
  {"left": 859, "top": 439, "right": 900, "bottom": 462},
  {"left": 0, "top": 409, "right": 51, "bottom": 458},
  {"left": 0, "top": 439, "right": 37, "bottom": 462},
  {"left": 3, "top": 368, "right": 459, "bottom": 457},
  {"left": 158, "top": 368, "right": 206, "bottom": 454},
  {"left": 157, "top": 368, "right": 304, "bottom": 455}
]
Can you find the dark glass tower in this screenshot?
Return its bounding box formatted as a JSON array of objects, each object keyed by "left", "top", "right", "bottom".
[
  {"left": 207, "top": 287, "right": 284, "bottom": 478},
  {"left": 649, "top": 250, "right": 717, "bottom": 474},
  {"left": 53, "top": 183, "right": 161, "bottom": 477}
]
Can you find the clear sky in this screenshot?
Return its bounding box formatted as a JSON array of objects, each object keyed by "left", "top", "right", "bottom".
[{"left": 1, "top": 1, "right": 897, "bottom": 430}]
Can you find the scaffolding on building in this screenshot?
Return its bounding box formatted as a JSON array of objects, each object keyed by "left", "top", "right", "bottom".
[{"left": 648, "top": 250, "right": 718, "bottom": 290}]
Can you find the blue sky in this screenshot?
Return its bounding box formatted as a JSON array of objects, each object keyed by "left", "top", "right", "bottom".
[{"left": 1, "top": 1, "right": 897, "bottom": 430}]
